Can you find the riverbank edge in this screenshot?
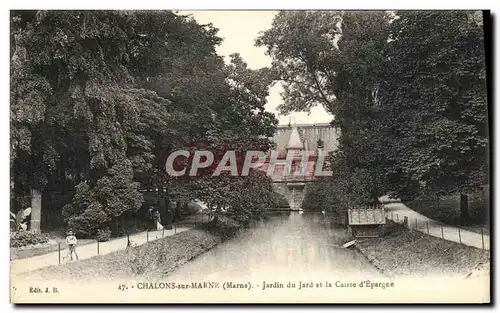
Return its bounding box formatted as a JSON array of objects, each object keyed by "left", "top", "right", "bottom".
[
  {"left": 139, "top": 222, "right": 243, "bottom": 279},
  {"left": 353, "top": 227, "right": 490, "bottom": 280},
  {"left": 352, "top": 240, "right": 392, "bottom": 278}
]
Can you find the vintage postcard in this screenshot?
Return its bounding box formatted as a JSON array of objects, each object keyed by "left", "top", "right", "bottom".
[{"left": 10, "top": 9, "right": 490, "bottom": 303}]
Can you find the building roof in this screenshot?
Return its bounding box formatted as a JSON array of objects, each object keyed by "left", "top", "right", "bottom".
[
  {"left": 286, "top": 125, "right": 304, "bottom": 150},
  {"left": 348, "top": 207, "right": 386, "bottom": 225},
  {"left": 271, "top": 124, "right": 339, "bottom": 153},
  {"left": 277, "top": 122, "right": 334, "bottom": 128}
]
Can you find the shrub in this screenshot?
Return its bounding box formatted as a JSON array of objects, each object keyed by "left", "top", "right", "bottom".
[
  {"left": 62, "top": 159, "right": 144, "bottom": 238},
  {"left": 96, "top": 228, "right": 111, "bottom": 242},
  {"left": 66, "top": 202, "right": 108, "bottom": 238},
  {"left": 10, "top": 231, "right": 49, "bottom": 248}
]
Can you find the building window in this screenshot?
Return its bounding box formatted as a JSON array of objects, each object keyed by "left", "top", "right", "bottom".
[{"left": 317, "top": 138, "right": 324, "bottom": 148}]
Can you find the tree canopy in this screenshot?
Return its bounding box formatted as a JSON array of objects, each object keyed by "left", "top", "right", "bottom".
[
  {"left": 11, "top": 10, "right": 278, "bottom": 235},
  {"left": 258, "top": 10, "right": 488, "bottom": 216}
]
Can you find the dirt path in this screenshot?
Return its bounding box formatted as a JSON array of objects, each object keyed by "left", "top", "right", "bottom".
[
  {"left": 10, "top": 227, "right": 190, "bottom": 276},
  {"left": 383, "top": 202, "right": 490, "bottom": 250}
]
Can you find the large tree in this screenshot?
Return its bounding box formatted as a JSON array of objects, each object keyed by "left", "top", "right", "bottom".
[
  {"left": 257, "top": 11, "right": 392, "bottom": 205},
  {"left": 10, "top": 11, "right": 199, "bottom": 233},
  {"left": 11, "top": 10, "right": 279, "bottom": 234},
  {"left": 260, "top": 10, "right": 488, "bottom": 221},
  {"left": 379, "top": 11, "right": 488, "bottom": 219},
  {"left": 167, "top": 53, "right": 278, "bottom": 224}
]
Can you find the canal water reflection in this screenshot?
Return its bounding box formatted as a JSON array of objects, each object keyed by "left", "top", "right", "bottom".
[{"left": 166, "top": 211, "right": 384, "bottom": 283}]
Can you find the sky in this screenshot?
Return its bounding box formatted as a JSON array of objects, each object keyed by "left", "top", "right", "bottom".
[{"left": 181, "top": 11, "right": 333, "bottom": 126}]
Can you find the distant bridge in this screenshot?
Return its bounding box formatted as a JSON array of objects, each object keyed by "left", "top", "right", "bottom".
[{"left": 256, "top": 123, "right": 339, "bottom": 210}]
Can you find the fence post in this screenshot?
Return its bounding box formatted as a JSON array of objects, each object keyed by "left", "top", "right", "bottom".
[
  {"left": 147, "top": 230, "right": 149, "bottom": 242},
  {"left": 174, "top": 224, "right": 177, "bottom": 234},
  {"left": 403, "top": 216, "right": 408, "bottom": 228},
  {"left": 458, "top": 228, "right": 462, "bottom": 244},
  {"left": 441, "top": 225, "right": 444, "bottom": 239},
  {"left": 127, "top": 234, "right": 130, "bottom": 248},
  {"left": 415, "top": 218, "right": 418, "bottom": 230},
  {"left": 58, "top": 243, "right": 61, "bottom": 265},
  {"left": 396, "top": 214, "right": 399, "bottom": 222},
  {"left": 162, "top": 227, "right": 165, "bottom": 238},
  {"left": 426, "top": 221, "right": 429, "bottom": 234},
  {"left": 97, "top": 240, "right": 100, "bottom": 255},
  {"left": 481, "top": 228, "right": 485, "bottom": 250}
]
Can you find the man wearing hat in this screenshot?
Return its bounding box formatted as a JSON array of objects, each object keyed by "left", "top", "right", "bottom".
[{"left": 65, "top": 230, "right": 79, "bottom": 261}]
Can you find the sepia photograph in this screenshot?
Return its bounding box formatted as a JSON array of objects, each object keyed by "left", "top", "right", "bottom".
[{"left": 9, "top": 8, "right": 491, "bottom": 304}]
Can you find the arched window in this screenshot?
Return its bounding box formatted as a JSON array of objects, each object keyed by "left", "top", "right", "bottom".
[{"left": 317, "top": 138, "right": 324, "bottom": 148}]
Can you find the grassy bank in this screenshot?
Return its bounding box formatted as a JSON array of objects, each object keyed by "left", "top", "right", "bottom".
[
  {"left": 18, "top": 222, "right": 240, "bottom": 283},
  {"left": 355, "top": 225, "right": 490, "bottom": 279}
]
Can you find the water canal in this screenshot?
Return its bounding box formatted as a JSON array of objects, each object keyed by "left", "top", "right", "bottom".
[{"left": 162, "top": 211, "right": 389, "bottom": 301}]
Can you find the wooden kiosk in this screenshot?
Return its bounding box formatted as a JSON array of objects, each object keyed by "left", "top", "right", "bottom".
[{"left": 348, "top": 205, "right": 386, "bottom": 238}]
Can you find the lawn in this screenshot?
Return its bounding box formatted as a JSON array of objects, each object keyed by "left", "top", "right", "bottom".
[{"left": 356, "top": 225, "right": 490, "bottom": 279}]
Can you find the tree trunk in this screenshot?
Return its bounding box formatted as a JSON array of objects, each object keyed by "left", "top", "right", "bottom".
[
  {"left": 30, "top": 188, "right": 42, "bottom": 232},
  {"left": 159, "top": 195, "right": 166, "bottom": 225},
  {"left": 460, "top": 193, "right": 469, "bottom": 223},
  {"left": 482, "top": 185, "right": 490, "bottom": 226},
  {"left": 165, "top": 199, "right": 174, "bottom": 230}
]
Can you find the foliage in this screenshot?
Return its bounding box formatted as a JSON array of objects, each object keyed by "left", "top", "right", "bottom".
[
  {"left": 62, "top": 159, "right": 143, "bottom": 237},
  {"left": 10, "top": 207, "right": 32, "bottom": 231},
  {"left": 406, "top": 192, "right": 489, "bottom": 228},
  {"left": 10, "top": 11, "right": 156, "bottom": 231},
  {"left": 10, "top": 230, "right": 49, "bottom": 248},
  {"left": 182, "top": 170, "right": 277, "bottom": 226},
  {"left": 259, "top": 10, "right": 488, "bottom": 215},
  {"left": 258, "top": 11, "right": 392, "bottom": 205},
  {"left": 379, "top": 11, "right": 488, "bottom": 199},
  {"left": 301, "top": 178, "right": 340, "bottom": 211},
  {"left": 270, "top": 192, "right": 290, "bottom": 208},
  {"left": 255, "top": 11, "right": 342, "bottom": 115},
  {"left": 96, "top": 228, "right": 112, "bottom": 242},
  {"left": 11, "top": 10, "right": 279, "bottom": 232},
  {"left": 161, "top": 51, "right": 278, "bottom": 227}
]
